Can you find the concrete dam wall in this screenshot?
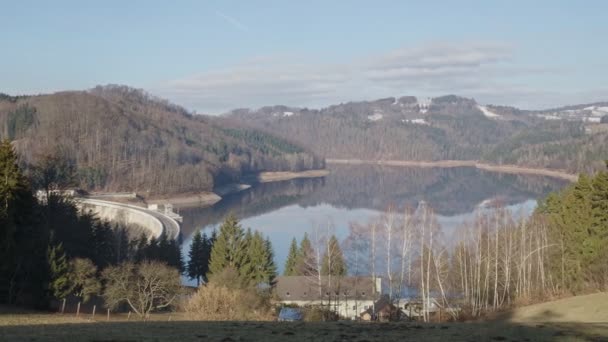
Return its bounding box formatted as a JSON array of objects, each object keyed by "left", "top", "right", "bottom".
[{"left": 76, "top": 199, "right": 180, "bottom": 240}]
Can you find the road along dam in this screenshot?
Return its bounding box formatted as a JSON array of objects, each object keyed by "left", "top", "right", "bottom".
[{"left": 76, "top": 198, "right": 180, "bottom": 240}]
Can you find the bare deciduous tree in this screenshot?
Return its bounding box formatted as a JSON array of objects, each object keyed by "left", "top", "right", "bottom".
[{"left": 102, "top": 261, "right": 182, "bottom": 318}]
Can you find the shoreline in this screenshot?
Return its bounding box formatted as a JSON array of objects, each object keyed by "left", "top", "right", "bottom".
[
  {"left": 147, "top": 169, "right": 330, "bottom": 208},
  {"left": 248, "top": 169, "right": 330, "bottom": 183},
  {"left": 326, "top": 159, "right": 578, "bottom": 182}
]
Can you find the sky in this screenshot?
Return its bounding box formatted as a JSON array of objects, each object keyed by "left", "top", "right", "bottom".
[{"left": 1, "top": 0, "right": 607, "bottom": 113}]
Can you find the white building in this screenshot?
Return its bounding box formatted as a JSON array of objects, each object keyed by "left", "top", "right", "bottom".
[{"left": 275, "top": 276, "right": 382, "bottom": 320}]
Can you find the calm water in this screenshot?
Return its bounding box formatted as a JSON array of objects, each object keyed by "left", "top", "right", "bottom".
[{"left": 179, "top": 165, "right": 567, "bottom": 285}]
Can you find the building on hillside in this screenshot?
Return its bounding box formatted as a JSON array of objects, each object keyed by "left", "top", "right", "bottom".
[{"left": 275, "top": 276, "right": 382, "bottom": 320}]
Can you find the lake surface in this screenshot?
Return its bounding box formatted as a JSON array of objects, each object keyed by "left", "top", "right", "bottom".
[{"left": 179, "top": 165, "right": 568, "bottom": 285}]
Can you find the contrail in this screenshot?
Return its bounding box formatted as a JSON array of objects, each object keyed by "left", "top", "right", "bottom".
[{"left": 215, "top": 10, "right": 249, "bottom": 32}]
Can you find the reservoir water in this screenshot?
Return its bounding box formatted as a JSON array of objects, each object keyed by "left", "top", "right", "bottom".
[{"left": 179, "top": 165, "right": 568, "bottom": 285}]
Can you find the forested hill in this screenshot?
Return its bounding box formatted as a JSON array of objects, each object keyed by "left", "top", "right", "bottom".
[
  {"left": 227, "top": 95, "right": 608, "bottom": 174},
  {"left": 0, "top": 85, "right": 323, "bottom": 195}
]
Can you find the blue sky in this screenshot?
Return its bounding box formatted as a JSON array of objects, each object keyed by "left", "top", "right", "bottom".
[{"left": 1, "top": 0, "right": 607, "bottom": 113}]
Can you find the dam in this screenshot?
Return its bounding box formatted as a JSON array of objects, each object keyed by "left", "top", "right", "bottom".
[{"left": 76, "top": 198, "right": 181, "bottom": 240}]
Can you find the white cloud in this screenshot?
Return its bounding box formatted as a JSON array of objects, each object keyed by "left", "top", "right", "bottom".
[{"left": 152, "top": 41, "right": 600, "bottom": 113}]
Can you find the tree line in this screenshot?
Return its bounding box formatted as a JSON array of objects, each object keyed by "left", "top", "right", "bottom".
[{"left": 283, "top": 233, "right": 348, "bottom": 277}]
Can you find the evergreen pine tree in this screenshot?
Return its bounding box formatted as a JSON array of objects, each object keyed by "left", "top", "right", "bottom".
[
  {"left": 209, "top": 215, "right": 247, "bottom": 277},
  {"left": 201, "top": 232, "right": 212, "bottom": 282},
  {"left": 146, "top": 236, "right": 159, "bottom": 260},
  {"left": 0, "top": 139, "right": 33, "bottom": 269},
  {"left": 283, "top": 238, "right": 299, "bottom": 276},
  {"left": 321, "top": 235, "right": 347, "bottom": 276},
  {"left": 133, "top": 233, "right": 149, "bottom": 262},
  {"left": 187, "top": 230, "right": 205, "bottom": 286},
  {"left": 209, "top": 229, "right": 217, "bottom": 245},
  {"left": 157, "top": 234, "right": 170, "bottom": 262},
  {"left": 264, "top": 237, "right": 277, "bottom": 285},
  {"left": 90, "top": 221, "right": 116, "bottom": 268},
  {"left": 114, "top": 227, "right": 130, "bottom": 264},
  {"left": 242, "top": 232, "right": 277, "bottom": 286},
  {"left": 590, "top": 166, "right": 608, "bottom": 281},
  {"left": 242, "top": 231, "right": 265, "bottom": 285},
  {"left": 0, "top": 139, "right": 47, "bottom": 304},
  {"left": 296, "top": 232, "right": 316, "bottom": 276},
  {"left": 47, "top": 243, "right": 70, "bottom": 300},
  {"left": 0, "top": 140, "right": 29, "bottom": 216},
  {"left": 168, "top": 238, "right": 184, "bottom": 273}
]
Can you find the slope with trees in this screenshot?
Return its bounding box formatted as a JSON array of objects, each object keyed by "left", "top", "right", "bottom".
[
  {"left": 228, "top": 95, "right": 608, "bottom": 175},
  {"left": 0, "top": 85, "right": 323, "bottom": 196}
]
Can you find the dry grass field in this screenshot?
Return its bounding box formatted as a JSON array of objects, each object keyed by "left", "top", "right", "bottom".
[{"left": 1, "top": 294, "right": 608, "bottom": 342}]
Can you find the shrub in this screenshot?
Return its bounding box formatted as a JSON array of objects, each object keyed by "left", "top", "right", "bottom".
[
  {"left": 186, "top": 268, "right": 274, "bottom": 321},
  {"left": 185, "top": 282, "right": 274, "bottom": 321},
  {"left": 301, "top": 306, "right": 338, "bottom": 322}
]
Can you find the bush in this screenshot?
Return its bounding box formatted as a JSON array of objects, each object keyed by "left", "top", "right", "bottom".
[
  {"left": 300, "top": 306, "right": 339, "bottom": 322},
  {"left": 186, "top": 268, "right": 274, "bottom": 321},
  {"left": 185, "top": 283, "right": 274, "bottom": 321}
]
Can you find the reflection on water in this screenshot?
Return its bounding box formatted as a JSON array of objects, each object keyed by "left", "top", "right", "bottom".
[{"left": 180, "top": 165, "right": 567, "bottom": 283}]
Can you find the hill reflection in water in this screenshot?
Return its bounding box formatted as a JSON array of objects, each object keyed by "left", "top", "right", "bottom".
[{"left": 180, "top": 165, "right": 567, "bottom": 280}]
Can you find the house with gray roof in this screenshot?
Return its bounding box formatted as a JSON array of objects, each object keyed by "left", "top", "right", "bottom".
[{"left": 275, "top": 276, "right": 382, "bottom": 320}]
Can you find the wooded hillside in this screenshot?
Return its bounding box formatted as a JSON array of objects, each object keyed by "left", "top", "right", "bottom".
[
  {"left": 228, "top": 96, "right": 608, "bottom": 174},
  {"left": 0, "top": 85, "right": 323, "bottom": 195}
]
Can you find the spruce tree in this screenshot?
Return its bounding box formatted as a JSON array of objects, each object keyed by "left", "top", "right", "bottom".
[
  {"left": 0, "top": 139, "right": 32, "bottom": 267},
  {"left": 0, "top": 140, "right": 29, "bottom": 215},
  {"left": 590, "top": 166, "right": 608, "bottom": 280},
  {"left": 114, "top": 227, "right": 130, "bottom": 264},
  {"left": 0, "top": 139, "right": 46, "bottom": 304},
  {"left": 187, "top": 230, "right": 205, "bottom": 286},
  {"left": 90, "top": 221, "right": 116, "bottom": 268},
  {"left": 321, "top": 235, "right": 347, "bottom": 276},
  {"left": 209, "top": 215, "right": 247, "bottom": 277},
  {"left": 242, "top": 231, "right": 266, "bottom": 285},
  {"left": 168, "top": 238, "right": 184, "bottom": 273},
  {"left": 157, "top": 234, "right": 170, "bottom": 262},
  {"left": 201, "top": 232, "right": 212, "bottom": 282},
  {"left": 296, "top": 232, "right": 316, "bottom": 276},
  {"left": 283, "top": 238, "right": 299, "bottom": 276},
  {"left": 133, "top": 233, "right": 149, "bottom": 262},
  {"left": 47, "top": 243, "right": 70, "bottom": 300},
  {"left": 264, "top": 237, "right": 277, "bottom": 285},
  {"left": 146, "top": 236, "right": 159, "bottom": 260}
]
